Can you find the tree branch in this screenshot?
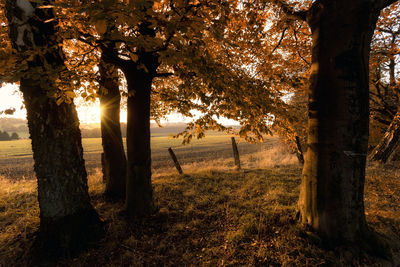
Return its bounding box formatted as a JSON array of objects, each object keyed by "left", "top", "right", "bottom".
[
  {"left": 269, "top": 0, "right": 308, "bottom": 21},
  {"left": 98, "top": 41, "right": 130, "bottom": 71},
  {"left": 154, "top": 72, "right": 174, "bottom": 78},
  {"left": 372, "top": 116, "right": 391, "bottom": 126},
  {"left": 376, "top": 27, "right": 400, "bottom": 36},
  {"left": 293, "top": 27, "right": 310, "bottom": 65},
  {"left": 272, "top": 27, "right": 287, "bottom": 53}
]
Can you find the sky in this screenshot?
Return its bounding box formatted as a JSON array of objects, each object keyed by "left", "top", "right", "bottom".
[
  {"left": 0, "top": 83, "right": 239, "bottom": 126},
  {"left": 0, "top": 83, "right": 105, "bottom": 123}
]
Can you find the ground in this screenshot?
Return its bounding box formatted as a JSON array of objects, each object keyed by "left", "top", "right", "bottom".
[{"left": 0, "top": 134, "right": 399, "bottom": 266}]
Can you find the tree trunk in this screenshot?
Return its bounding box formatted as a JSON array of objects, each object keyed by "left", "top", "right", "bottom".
[
  {"left": 299, "top": 1, "right": 382, "bottom": 246},
  {"left": 389, "top": 56, "right": 396, "bottom": 87},
  {"left": 369, "top": 108, "right": 400, "bottom": 163},
  {"left": 99, "top": 55, "right": 126, "bottom": 199},
  {"left": 295, "top": 136, "right": 304, "bottom": 165},
  {"left": 22, "top": 79, "right": 103, "bottom": 256},
  {"left": 5, "top": 0, "right": 102, "bottom": 258},
  {"left": 124, "top": 67, "right": 156, "bottom": 216}
]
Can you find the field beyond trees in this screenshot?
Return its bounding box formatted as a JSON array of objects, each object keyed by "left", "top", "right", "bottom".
[
  {"left": 0, "top": 131, "right": 275, "bottom": 179},
  {"left": 0, "top": 134, "right": 399, "bottom": 266}
]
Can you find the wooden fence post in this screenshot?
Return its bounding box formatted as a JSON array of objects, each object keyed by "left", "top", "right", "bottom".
[
  {"left": 168, "top": 147, "right": 183, "bottom": 174},
  {"left": 295, "top": 136, "right": 304, "bottom": 165},
  {"left": 231, "top": 137, "right": 241, "bottom": 170}
]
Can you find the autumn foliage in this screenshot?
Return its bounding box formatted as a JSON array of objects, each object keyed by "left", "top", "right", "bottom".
[{"left": 1, "top": 0, "right": 400, "bottom": 263}]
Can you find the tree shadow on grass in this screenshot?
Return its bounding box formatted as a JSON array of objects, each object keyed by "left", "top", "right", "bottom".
[
  {"left": 2, "top": 165, "right": 400, "bottom": 266},
  {"left": 69, "top": 167, "right": 336, "bottom": 266}
]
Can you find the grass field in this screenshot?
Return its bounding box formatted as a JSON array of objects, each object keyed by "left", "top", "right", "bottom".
[
  {"left": 0, "top": 134, "right": 399, "bottom": 266},
  {"left": 0, "top": 131, "right": 278, "bottom": 179}
]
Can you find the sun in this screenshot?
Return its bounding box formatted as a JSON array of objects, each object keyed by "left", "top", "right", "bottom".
[
  {"left": 76, "top": 103, "right": 101, "bottom": 124},
  {"left": 76, "top": 100, "right": 128, "bottom": 124}
]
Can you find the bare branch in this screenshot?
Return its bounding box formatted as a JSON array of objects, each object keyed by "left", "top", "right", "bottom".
[
  {"left": 272, "top": 27, "right": 288, "bottom": 53},
  {"left": 293, "top": 27, "right": 310, "bottom": 65}
]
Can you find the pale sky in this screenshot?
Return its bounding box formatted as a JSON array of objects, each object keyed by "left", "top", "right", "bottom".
[
  {"left": 0, "top": 83, "right": 239, "bottom": 126},
  {"left": 0, "top": 83, "right": 26, "bottom": 119},
  {"left": 0, "top": 83, "right": 103, "bottom": 123}
]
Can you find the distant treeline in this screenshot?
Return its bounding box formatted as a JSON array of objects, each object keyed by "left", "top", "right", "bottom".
[
  {"left": 81, "top": 123, "right": 127, "bottom": 138},
  {"left": 0, "top": 118, "right": 28, "bottom": 133},
  {"left": 80, "top": 123, "right": 188, "bottom": 138},
  {"left": 0, "top": 130, "right": 19, "bottom": 141},
  {"left": 0, "top": 118, "right": 198, "bottom": 139}
]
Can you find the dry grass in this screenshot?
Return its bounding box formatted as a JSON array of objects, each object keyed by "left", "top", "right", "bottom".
[
  {"left": 0, "top": 148, "right": 399, "bottom": 266},
  {"left": 0, "top": 134, "right": 277, "bottom": 181},
  {"left": 365, "top": 163, "right": 400, "bottom": 264},
  {"left": 0, "top": 176, "right": 38, "bottom": 263},
  {"left": 153, "top": 144, "right": 298, "bottom": 177}
]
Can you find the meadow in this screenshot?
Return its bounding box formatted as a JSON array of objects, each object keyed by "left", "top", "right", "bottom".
[
  {"left": 0, "top": 133, "right": 399, "bottom": 266},
  {"left": 0, "top": 131, "right": 278, "bottom": 179}
]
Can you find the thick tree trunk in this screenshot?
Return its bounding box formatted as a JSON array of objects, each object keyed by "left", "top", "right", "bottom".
[
  {"left": 124, "top": 68, "right": 156, "bottom": 216},
  {"left": 299, "top": 1, "right": 382, "bottom": 245},
  {"left": 369, "top": 108, "right": 400, "bottom": 163},
  {"left": 99, "top": 55, "right": 126, "bottom": 199},
  {"left": 21, "top": 79, "right": 103, "bottom": 256},
  {"left": 5, "top": 0, "right": 102, "bottom": 258}
]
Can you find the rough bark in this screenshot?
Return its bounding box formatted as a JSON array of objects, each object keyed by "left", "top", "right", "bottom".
[
  {"left": 96, "top": 13, "right": 160, "bottom": 217},
  {"left": 299, "top": 0, "right": 384, "bottom": 246},
  {"left": 124, "top": 65, "right": 156, "bottom": 216},
  {"left": 5, "top": 0, "right": 102, "bottom": 258},
  {"left": 369, "top": 108, "right": 400, "bottom": 163},
  {"left": 99, "top": 54, "right": 126, "bottom": 199}
]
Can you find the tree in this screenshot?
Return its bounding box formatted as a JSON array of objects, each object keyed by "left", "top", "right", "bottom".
[
  {"left": 0, "top": 130, "right": 10, "bottom": 140},
  {"left": 271, "top": 0, "right": 398, "bottom": 249},
  {"left": 99, "top": 49, "right": 127, "bottom": 199},
  {"left": 52, "top": 0, "right": 293, "bottom": 216},
  {"left": 4, "top": 0, "right": 103, "bottom": 258},
  {"left": 369, "top": 5, "right": 400, "bottom": 129},
  {"left": 368, "top": 2, "right": 400, "bottom": 163},
  {"left": 54, "top": 11, "right": 128, "bottom": 199},
  {"left": 369, "top": 111, "right": 400, "bottom": 162},
  {"left": 63, "top": 0, "right": 237, "bottom": 216},
  {"left": 10, "top": 132, "right": 19, "bottom": 140}
]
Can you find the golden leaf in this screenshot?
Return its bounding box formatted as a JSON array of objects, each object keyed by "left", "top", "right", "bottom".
[
  {"left": 65, "top": 91, "right": 76, "bottom": 98},
  {"left": 56, "top": 98, "right": 63, "bottom": 106}
]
